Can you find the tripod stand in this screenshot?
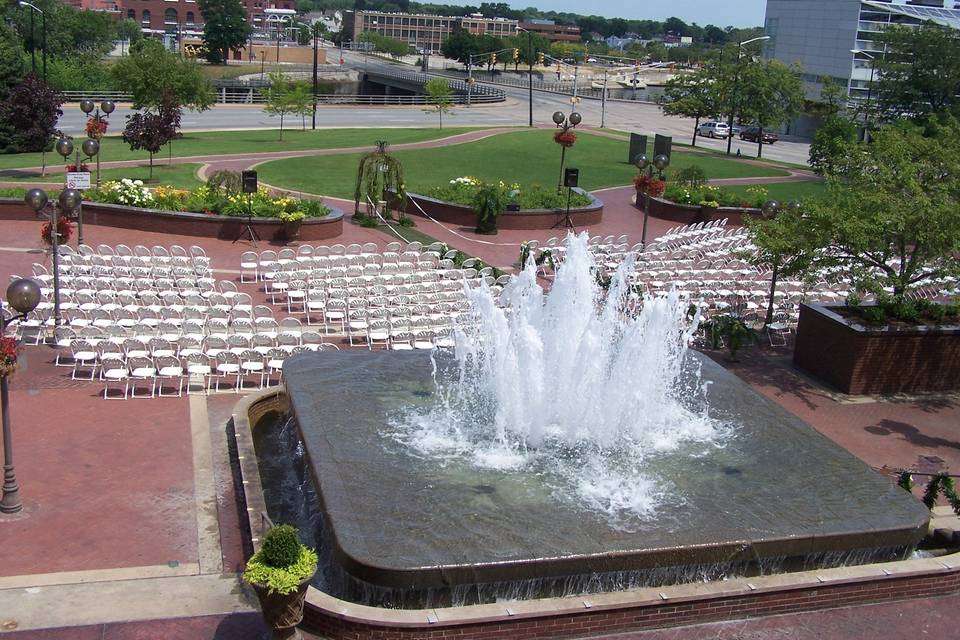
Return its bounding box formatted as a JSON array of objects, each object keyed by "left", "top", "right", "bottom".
[
  {"left": 552, "top": 186, "right": 576, "bottom": 230},
  {"left": 233, "top": 192, "right": 260, "bottom": 245}
]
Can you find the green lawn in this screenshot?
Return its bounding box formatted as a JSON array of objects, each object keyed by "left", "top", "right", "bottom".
[
  {"left": 256, "top": 129, "right": 789, "bottom": 199},
  {"left": 0, "top": 128, "right": 481, "bottom": 172},
  {"left": 1, "top": 163, "right": 204, "bottom": 190},
  {"left": 724, "top": 180, "right": 827, "bottom": 203}
]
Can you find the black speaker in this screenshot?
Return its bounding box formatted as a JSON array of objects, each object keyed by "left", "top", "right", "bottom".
[
  {"left": 564, "top": 167, "right": 579, "bottom": 188},
  {"left": 654, "top": 134, "right": 673, "bottom": 162},
  {"left": 629, "top": 133, "right": 648, "bottom": 164},
  {"left": 242, "top": 170, "right": 258, "bottom": 194}
]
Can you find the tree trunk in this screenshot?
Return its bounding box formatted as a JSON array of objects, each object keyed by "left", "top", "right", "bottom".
[
  {"left": 439, "top": 108, "right": 443, "bottom": 130},
  {"left": 279, "top": 113, "right": 284, "bottom": 141},
  {"left": 757, "top": 126, "right": 764, "bottom": 159},
  {"left": 692, "top": 116, "right": 699, "bottom": 146},
  {"left": 149, "top": 152, "right": 154, "bottom": 180},
  {"left": 765, "top": 262, "right": 779, "bottom": 326}
]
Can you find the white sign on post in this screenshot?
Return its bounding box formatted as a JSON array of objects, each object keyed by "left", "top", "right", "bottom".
[{"left": 66, "top": 172, "right": 91, "bottom": 189}]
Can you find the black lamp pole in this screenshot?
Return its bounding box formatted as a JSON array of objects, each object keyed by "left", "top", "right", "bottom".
[{"left": 312, "top": 24, "right": 319, "bottom": 130}]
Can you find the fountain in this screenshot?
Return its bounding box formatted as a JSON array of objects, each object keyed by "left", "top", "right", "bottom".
[{"left": 253, "top": 233, "right": 929, "bottom": 609}]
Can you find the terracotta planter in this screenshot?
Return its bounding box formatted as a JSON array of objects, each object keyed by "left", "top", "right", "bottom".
[{"left": 252, "top": 576, "right": 313, "bottom": 640}]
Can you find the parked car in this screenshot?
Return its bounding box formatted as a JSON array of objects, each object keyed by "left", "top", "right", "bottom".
[
  {"left": 740, "top": 126, "right": 779, "bottom": 144},
  {"left": 697, "top": 121, "right": 730, "bottom": 139},
  {"left": 730, "top": 124, "right": 742, "bottom": 137}
]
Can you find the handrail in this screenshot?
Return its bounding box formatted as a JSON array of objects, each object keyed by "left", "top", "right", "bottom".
[{"left": 60, "top": 90, "right": 502, "bottom": 105}]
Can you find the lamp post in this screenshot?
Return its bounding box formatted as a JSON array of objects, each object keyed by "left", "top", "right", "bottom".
[
  {"left": 0, "top": 279, "right": 42, "bottom": 514},
  {"left": 726, "top": 35, "right": 770, "bottom": 156},
  {"left": 79, "top": 100, "right": 114, "bottom": 188},
  {"left": 761, "top": 199, "right": 783, "bottom": 327},
  {"left": 25, "top": 185, "right": 67, "bottom": 329},
  {"left": 18, "top": 1, "right": 46, "bottom": 81},
  {"left": 635, "top": 153, "right": 670, "bottom": 246},
  {"left": 552, "top": 110, "right": 581, "bottom": 193},
  {"left": 516, "top": 26, "right": 534, "bottom": 127},
  {"left": 850, "top": 49, "right": 877, "bottom": 140},
  {"left": 55, "top": 136, "right": 98, "bottom": 247},
  {"left": 311, "top": 23, "right": 319, "bottom": 130}
]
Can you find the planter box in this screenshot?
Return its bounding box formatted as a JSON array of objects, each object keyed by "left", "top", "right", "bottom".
[
  {"left": 391, "top": 189, "right": 604, "bottom": 230},
  {"left": 635, "top": 191, "right": 763, "bottom": 226},
  {"left": 793, "top": 303, "right": 960, "bottom": 395},
  {"left": 0, "top": 198, "right": 344, "bottom": 242}
]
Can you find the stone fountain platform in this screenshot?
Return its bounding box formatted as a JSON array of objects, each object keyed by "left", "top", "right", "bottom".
[{"left": 282, "top": 350, "right": 929, "bottom": 596}]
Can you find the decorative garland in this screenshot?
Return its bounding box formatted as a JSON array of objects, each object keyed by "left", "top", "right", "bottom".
[{"left": 898, "top": 471, "right": 960, "bottom": 516}]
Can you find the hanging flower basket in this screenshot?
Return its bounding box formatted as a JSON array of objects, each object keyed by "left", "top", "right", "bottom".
[
  {"left": 0, "top": 337, "right": 19, "bottom": 378},
  {"left": 65, "top": 163, "right": 90, "bottom": 172},
  {"left": 85, "top": 116, "right": 108, "bottom": 140},
  {"left": 633, "top": 174, "right": 666, "bottom": 197},
  {"left": 553, "top": 130, "right": 577, "bottom": 148},
  {"left": 41, "top": 218, "right": 73, "bottom": 246}
]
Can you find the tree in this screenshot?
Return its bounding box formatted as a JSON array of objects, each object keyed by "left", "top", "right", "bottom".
[
  {"left": 873, "top": 24, "right": 960, "bottom": 122},
  {"left": 748, "top": 119, "right": 960, "bottom": 300},
  {"left": 115, "top": 18, "right": 143, "bottom": 50},
  {"left": 661, "top": 68, "right": 721, "bottom": 146},
  {"left": 111, "top": 39, "right": 213, "bottom": 111},
  {"left": 0, "top": 29, "right": 24, "bottom": 100},
  {"left": 0, "top": 73, "right": 63, "bottom": 154},
  {"left": 121, "top": 90, "right": 182, "bottom": 180},
  {"left": 441, "top": 30, "right": 485, "bottom": 67},
  {"left": 808, "top": 115, "right": 858, "bottom": 177},
  {"left": 736, "top": 59, "right": 804, "bottom": 158},
  {"left": 4, "top": 0, "right": 117, "bottom": 59},
  {"left": 423, "top": 77, "right": 453, "bottom": 130},
  {"left": 263, "top": 72, "right": 310, "bottom": 141},
  {"left": 198, "top": 0, "right": 252, "bottom": 64}
]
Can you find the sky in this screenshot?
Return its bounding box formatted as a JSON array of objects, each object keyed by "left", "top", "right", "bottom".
[{"left": 512, "top": 1, "right": 767, "bottom": 28}]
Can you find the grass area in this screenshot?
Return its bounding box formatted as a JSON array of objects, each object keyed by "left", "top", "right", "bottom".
[
  {"left": 257, "top": 129, "right": 789, "bottom": 199},
  {"left": 1, "top": 163, "right": 204, "bottom": 190},
  {"left": 724, "top": 180, "right": 827, "bottom": 203},
  {"left": 0, "top": 128, "right": 481, "bottom": 172}
]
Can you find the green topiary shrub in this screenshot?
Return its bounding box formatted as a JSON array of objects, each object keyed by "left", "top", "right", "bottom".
[
  {"left": 675, "top": 165, "right": 707, "bottom": 188},
  {"left": 206, "top": 170, "right": 243, "bottom": 194},
  {"left": 260, "top": 524, "right": 302, "bottom": 568}
]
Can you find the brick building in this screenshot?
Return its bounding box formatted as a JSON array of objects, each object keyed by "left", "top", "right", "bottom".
[
  {"left": 344, "top": 10, "right": 518, "bottom": 54},
  {"left": 115, "top": 0, "right": 296, "bottom": 37},
  {"left": 518, "top": 19, "right": 581, "bottom": 43}
]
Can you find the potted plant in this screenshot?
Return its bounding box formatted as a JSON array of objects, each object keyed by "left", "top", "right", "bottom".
[
  {"left": 473, "top": 182, "right": 507, "bottom": 235},
  {"left": 701, "top": 314, "right": 758, "bottom": 362},
  {"left": 243, "top": 524, "right": 318, "bottom": 640},
  {"left": 279, "top": 210, "right": 306, "bottom": 241}
]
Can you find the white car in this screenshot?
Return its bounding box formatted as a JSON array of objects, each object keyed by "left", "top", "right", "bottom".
[{"left": 698, "top": 121, "right": 731, "bottom": 139}]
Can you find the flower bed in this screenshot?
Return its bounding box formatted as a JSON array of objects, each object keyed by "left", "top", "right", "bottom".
[
  {"left": 85, "top": 180, "right": 332, "bottom": 219},
  {"left": 427, "top": 176, "right": 592, "bottom": 210},
  {"left": 664, "top": 184, "right": 769, "bottom": 209}
]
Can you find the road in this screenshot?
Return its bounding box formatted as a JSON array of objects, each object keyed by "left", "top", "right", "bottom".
[{"left": 57, "top": 51, "right": 811, "bottom": 166}]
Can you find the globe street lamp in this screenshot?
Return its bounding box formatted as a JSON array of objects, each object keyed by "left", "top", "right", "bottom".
[
  {"left": 553, "top": 110, "right": 581, "bottom": 193},
  {"left": 635, "top": 152, "right": 670, "bottom": 246},
  {"left": 1, "top": 278, "right": 42, "bottom": 513},
  {"left": 55, "top": 135, "right": 99, "bottom": 246},
  {"left": 79, "top": 100, "right": 114, "bottom": 187},
  {"left": 726, "top": 35, "right": 771, "bottom": 156},
  {"left": 24, "top": 188, "right": 62, "bottom": 328}
]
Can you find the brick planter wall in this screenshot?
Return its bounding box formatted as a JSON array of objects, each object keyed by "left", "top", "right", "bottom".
[
  {"left": 636, "top": 191, "right": 762, "bottom": 226},
  {"left": 0, "top": 198, "right": 343, "bottom": 242},
  {"left": 391, "top": 190, "right": 604, "bottom": 230},
  {"left": 793, "top": 303, "right": 960, "bottom": 395}
]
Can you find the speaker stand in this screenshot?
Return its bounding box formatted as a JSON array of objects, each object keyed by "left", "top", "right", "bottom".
[
  {"left": 552, "top": 187, "right": 576, "bottom": 230},
  {"left": 233, "top": 195, "right": 260, "bottom": 245}
]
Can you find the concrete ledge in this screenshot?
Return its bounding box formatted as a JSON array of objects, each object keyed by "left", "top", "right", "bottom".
[
  {"left": 234, "top": 390, "right": 960, "bottom": 640},
  {"left": 636, "top": 191, "right": 763, "bottom": 226},
  {"left": 0, "top": 198, "right": 344, "bottom": 242}
]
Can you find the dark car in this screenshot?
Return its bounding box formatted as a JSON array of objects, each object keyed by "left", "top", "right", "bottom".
[{"left": 740, "top": 127, "right": 779, "bottom": 144}]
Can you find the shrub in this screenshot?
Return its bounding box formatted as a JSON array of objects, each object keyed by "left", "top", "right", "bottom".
[
  {"left": 260, "top": 524, "right": 302, "bottom": 568},
  {"left": 944, "top": 303, "right": 960, "bottom": 320},
  {"left": 427, "top": 178, "right": 589, "bottom": 210},
  {"left": 861, "top": 306, "right": 887, "bottom": 324},
  {"left": 675, "top": 165, "right": 707, "bottom": 188},
  {"left": 925, "top": 303, "right": 946, "bottom": 323},
  {"left": 207, "top": 170, "right": 243, "bottom": 194}
]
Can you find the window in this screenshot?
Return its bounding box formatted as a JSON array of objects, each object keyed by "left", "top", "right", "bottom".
[
  {"left": 127, "top": 8, "right": 135, "bottom": 19},
  {"left": 141, "top": 9, "right": 151, "bottom": 24},
  {"left": 186, "top": 11, "right": 195, "bottom": 24},
  {"left": 165, "top": 8, "right": 177, "bottom": 24}
]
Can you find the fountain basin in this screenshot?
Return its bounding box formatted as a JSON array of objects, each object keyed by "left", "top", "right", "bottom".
[{"left": 275, "top": 350, "right": 928, "bottom": 603}]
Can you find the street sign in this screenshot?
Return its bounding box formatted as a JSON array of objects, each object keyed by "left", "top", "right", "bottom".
[{"left": 66, "top": 172, "right": 91, "bottom": 189}]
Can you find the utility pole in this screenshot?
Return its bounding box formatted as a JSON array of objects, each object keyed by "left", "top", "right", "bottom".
[{"left": 311, "top": 24, "right": 319, "bottom": 130}]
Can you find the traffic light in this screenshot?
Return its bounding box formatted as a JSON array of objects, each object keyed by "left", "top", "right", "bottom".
[
  {"left": 512, "top": 48, "right": 519, "bottom": 62},
  {"left": 537, "top": 51, "right": 545, "bottom": 65},
  {"left": 490, "top": 53, "right": 497, "bottom": 65}
]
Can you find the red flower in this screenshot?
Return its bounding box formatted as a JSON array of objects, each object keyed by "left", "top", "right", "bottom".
[
  {"left": 553, "top": 130, "right": 577, "bottom": 148},
  {"left": 85, "top": 116, "right": 108, "bottom": 140},
  {"left": 633, "top": 174, "right": 666, "bottom": 197},
  {"left": 41, "top": 217, "right": 73, "bottom": 246},
  {"left": 65, "top": 163, "right": 90, "bottom": 172},
  {"left": 0, "top": 336, "right": 18, "bottom": 377}
]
